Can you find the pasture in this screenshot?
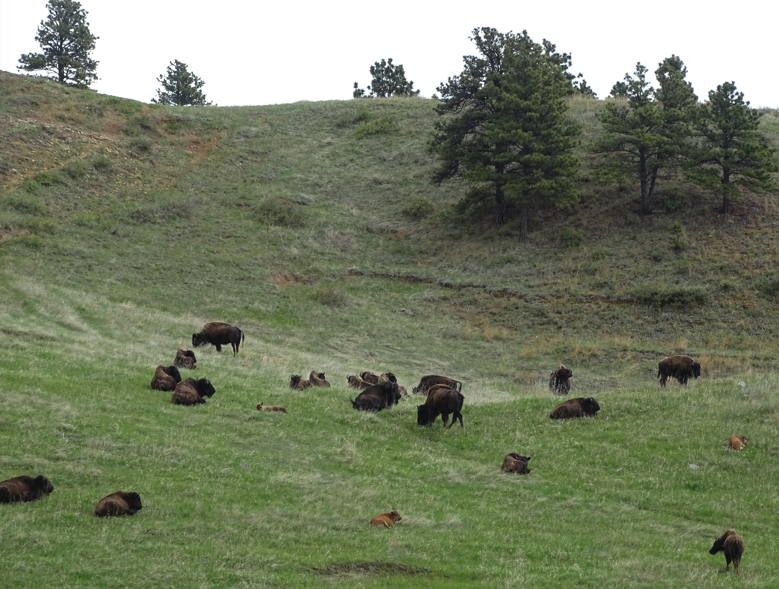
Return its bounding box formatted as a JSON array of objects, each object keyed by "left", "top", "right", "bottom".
[{"left": 1, "top": 71, "right": 778, "bottom": 587}]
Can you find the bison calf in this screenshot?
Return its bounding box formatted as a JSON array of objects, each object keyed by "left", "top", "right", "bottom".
[
  {"left": 0, "top": 475, "right": 54, "bottom": 503},
  {"left": 289, "top": 375, "right": 311, "bottom": 390},
  {"left": 548, "top": 364, "right": 572, "bottom": 395},
  {"left": 192, "top": 322, "right": 244, "bottom": 356},
  {"left": 95, "top": 491, "right": 143, "bottom": 517},
  {"left": 709, "top": 530, "right": 744, "bottom": 574},
  {"left": 309, "top": 371, "right": 330, "bottom": 387},
  {"left": 174, "top": 349, "right": 197, "bottom": 369},
  {"left": 549, "top": 397, "right": 600, "bottom": 419},
  {"left": 728, "top": 435, "right": 747, "bottom": 450},
  {"left": 370, "top": 511, "right": 402, "bottom": 528},
  {"left": 417, "top": 386, "right": 464, "bottom": 427},
  {"left": 257, "top": 403, "right": 287, "bottom": 413},
  {"left": 657, "top": 354, "right": 701, "bottom": 387},
  {"left": 172, "top": 378, "right": 215, "bottom": 405},
  {"left": 150, "top": 365, "right": 182, "bottom": 391},
  {"left": 501, "top": 453, "right": 532, "bottom": 474}
]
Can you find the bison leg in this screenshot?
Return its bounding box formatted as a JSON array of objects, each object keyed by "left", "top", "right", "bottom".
[
  {"left": 659, "top": 375, "right": 667, "bottom": 387},
  {"left": 215, "top": 343, "right": 222, "bottom": 352}
]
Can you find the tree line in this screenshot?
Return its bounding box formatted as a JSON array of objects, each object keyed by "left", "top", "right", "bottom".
[{"left": 18, "top": 2, "right": 777, "bottom": 239}]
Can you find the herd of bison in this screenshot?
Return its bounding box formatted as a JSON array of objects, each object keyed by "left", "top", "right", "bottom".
[{"left": 1, "top": 322, "right": 747, "bottom": 574}]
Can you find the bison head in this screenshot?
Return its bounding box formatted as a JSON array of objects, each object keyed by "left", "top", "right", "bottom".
[
  {"left": 558, "top": 365, "right": 573, "bottom": 379},
  {"left": 126, "top": 492, "right": 143, "bottom": 512},
  {"left": 709, "top": 530, "right": 735, "bottom": 555},
  {"left": 692, "top": 362, "right": 701, "bottom": 378},
  {"left": 417, "top": 404, "right": 432, "bottom": 426},
  {"left": 34, "top": 475, "right": 54, "bottom": 495},
  {"left": 166, "top": 365, "right": 182, "bottom": 382},
  {"left": 582, "top": 397, "right": 600, "bottom": 415},
  {"left": 195, "top": 378, "right": 215, "bottom": 398},
  {"left": 192, "top": 333, "right": 206, "bottom": 347}
]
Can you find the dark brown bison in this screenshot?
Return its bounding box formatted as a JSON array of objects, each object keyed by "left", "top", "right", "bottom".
[
  {"left": 370, "top": 511, "right": 402, "bottom": 528},
  {"left": 657, "top": 354, "right": 701, "bottom": 387},
  {"left": 289, "top": 375, "right": 311, "bottom": 390},
  {"left": 192, "top": 322, "right": 244, "bottom": 355},
  {"left": 347, "top": 375, "right": 368, "bottom": 388},
  {"left": 172, "top": 378, "right": 215, "bottom": 405},
  {"left": 548, "top": 364, "right": 572, "bottom": 395},
  {"left": 549, "top": 397, "right": 600, "bottom": 419},
  {"left": 728, "top": 435, "right": 747, "bottom": 450},
  {"left": 150, "top": 365, "right": 182, "bottom": 391},
  {"left": 360, "top": 371, "right": 380, "bottom": 385},
  {"left": 309, "top": 371, "right": 330, "bottom": 387},
  {"left": 709, "top": 530, "right": 744, "bottom": 574},
  {"left": 501, "top": 453, "right": 532, "bottom": 474},
  {"left": 412, "top": 374, "right": 462, "bottom": 395},
  {"left": 0, "top": 475, "right": 54, "bottom": 503},
  {"left": 351, "top": 373, "right": 401, "bottom": 412},
  {"left": 257, "top": 403, "right": 287, "bottom": 413},
  {"left": 417, "top": 386, "right": 464, "bottom": 427},
  {"left": 174, "top": 349, "right": 197, "bottom": 369},
  {"left": 94, "top": 491, "right": 143, "bottom": 517}
]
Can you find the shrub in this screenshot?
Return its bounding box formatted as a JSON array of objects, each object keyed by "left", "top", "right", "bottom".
[
  {"left": 311, "top": 287, "right": 348, "bottom": 308},
  {"left": 254, "top": 197, "right": 304, "bottom": 227},
  {"left": 402, "top": 196, "right": 434, "bottom": 219},
  {"left": 355, "top": 116, "right": 397, "bottom": 137},
  {"left": 3, "top": 194, "right": 46, "bottom": 215},
  {"left": 630, "top": 284, "right": 708, "bottom": 307},
  {"left": 559, "top": 226, "right": 584, "bottom": 248},
  {"left": 92, "top": 155, "right": 112, "bottom": 172},
  {"left": 62, "top": 160, "right": 88, "bottom": 180},
  {"left": 759, "top": 272, "right": 779, "bottom": 298},
  {"left": 670, "top": 221, "right": 689, "bottom": 253}
]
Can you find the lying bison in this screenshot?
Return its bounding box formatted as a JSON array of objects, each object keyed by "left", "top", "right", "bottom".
[
  {"left": 192, "top": 322, "right": 244, "bottom": 355},
  {"left": 412, "top": 374, "right": 462, "bottom": 395},
  {"left": 549, "top": 397, "right": 600, "bottom": 419},
  {"left": 657, "top": 354, "right": 701, "bottom": 387},
  {"left": 728, "top": 435, "right": 747, "bottom": 451},
  {"left": 172, "top": 378, "right": 215, "bottom": 405},
  {"left": 257, "top": 403, "right": 287, "bottom": 413},
  {"left": 150, "top": 365, "right": 182, "bottom": 391},
  {"left": 95, "top": 491, "right": 143, "bottom": 517},
  {"left": 174, "top": 349, "right": 197, "bottom": 369},
  {"left": 0, "top": 474, "right": 54, "bottom": 503},
  {"left": 289, "top": 375, "right": 311, "bottom": 390},
  {"left": 501, "top": 453, "right": 532, "bottom": 474},
  {"left": 417, "top": 386, "right": 464, "bottom": 427},
  {"left": 370, "top": 511, "right": 402, "bottom": 528},
  {"left": 548, "top": 364, "right": 572, "bottom": 395},
  {"left": 360, "top": 371, "right": 380, "bottom": 385},
  {"left": 351, "top": 373, "right": 401, "bottom": 412},
  {"left": 309, "top": 371, "right": 330, "bottom": 387},
  {"left": 709, "top": 530, "right": 744, "bottom": 574}
]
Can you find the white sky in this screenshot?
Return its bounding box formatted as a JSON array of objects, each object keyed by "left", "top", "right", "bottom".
[{"left": 0, "top": 0, "right": 777, "bottom": 108}]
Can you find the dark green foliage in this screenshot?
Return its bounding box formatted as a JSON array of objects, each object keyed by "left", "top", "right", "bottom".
[
  {"left": 559, "top": 226, "right": 584, "bottom": 247},
  {"left": 17, "top": 0, "right": 98, "bottom": 88},
  {"left": 689, "top": 82, "right": 778, "bottom": 212},
  {"left": 152, "top": 60, "right": 211, "bottom": 106},
  {"left": 630, "top": 283, "right": 708, "bottom": 307},
  {"left": 353, "top": 58, "right": 420, "bottom": 98},
  {"left": 431, "top": 28, "right": 581, "bottom": 240},
  {"left": 402, "top": 196, "right": 435, "bottom": 219},
  {"left": 253, "top": 197, "right": 305, "bottom": 227}
]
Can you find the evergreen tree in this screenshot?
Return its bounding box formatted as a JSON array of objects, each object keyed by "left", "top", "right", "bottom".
[
  {"left": 152, "top": 60, "right": 211, "bottom": 106},
  {"left": 431, "top": 28, "right": 580, "bottom": 240},
  {"left": 17, "top": 0, "right": 98, "bottom": 88},
  {"left": 353, "top": 58, "right": 420, "bottom": 98},
  {"left": 690, "top": 82, "right": 777, "bottom": 212}
]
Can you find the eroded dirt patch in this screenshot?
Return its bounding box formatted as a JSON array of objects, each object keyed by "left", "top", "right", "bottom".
[
  {"left": 312, "top": 561, "right": 433, "bottom": 577},
  {"left": 272, "top": 272, "right": 313, "bottom": 287}
]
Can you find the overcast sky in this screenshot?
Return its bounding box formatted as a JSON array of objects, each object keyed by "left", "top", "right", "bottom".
[{"left": 1, "top": 0, "right": 777, "bottom": 108}]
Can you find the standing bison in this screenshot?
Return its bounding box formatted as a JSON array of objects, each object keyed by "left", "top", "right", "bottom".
[
  {"left": 417, "top": 386, "right": 464, "bottom": 427},
  {"left": 549, "top": 397, "right": 600, "bottom": 419},
  {"left": 657, "top": 355, "right": 701, "bottom": 387},
  {"left": 192, "top": 322, "right": 244, "bottom": 356},
  {"left": 548, "top": 364, "right": 572, "bottom": 395}
]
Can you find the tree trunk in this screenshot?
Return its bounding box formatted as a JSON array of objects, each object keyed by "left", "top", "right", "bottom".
[
  {"left": 494, "top": 166, "right": 507, "bottom": 225},
  {"left": 720, "top": 169, "right": 732, "bottom": 213}
]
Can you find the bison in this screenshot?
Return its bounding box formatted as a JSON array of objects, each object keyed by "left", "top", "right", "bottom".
[
  {"left": 501, "top": 453, "right": 532, "bottom": 474},
  {"left": 347, "top": 375, "right": 368, "bottom": 389},
  {"left": 709, "top": 530, "right": 744, "bottom": 574},
  {"left": 549, "top": 397, "right": 600, "bottom": 419},
  {"left": 360, "top": 371, "right": 380, "bottom": 385},
  {"left": 412, "top": 374, "right": 462, "bottom": 395},
  {"left": 351, "top": 373, "right": 401, "bottom": 412},
  {"left": 192, "top": 322, "right": 244, "bottom": 355},
  {"left": 370, "top": 511, "right": 402, "bottom": 528},
  {"left": 172, "top": 378, "right": 215, "bottom": 405},
  {"left": 417, "top": 386, "right": 464, "bottom": 427},
  {"left": 94, "top": 491, "right": 143, "bottom": 517},
  {"left": 174, "top": 349, "right": 197, "bottom": 369},
  {"left": 0, "top": 475, "right": 54, "bottom": 503},
  {"left": 657, "top": 354, "right": 701, "bottom": 387},
  {"left": 257, "top": 403, "right": 287, "bottom": 413},
  {"left": 289, "top": 375, "right": 311, "bottom": 390},
  {"left": 548, "top": 364, "right": 572, "bottom": 395},
  {"left": 309, "top": 371, "right": 330, "bottom": 387},
  {"left": 728, "top": 435, "right": 747, "bottom": 451},
  {"left": 150, "top": 365, "right": 182, "bottom": 391}
]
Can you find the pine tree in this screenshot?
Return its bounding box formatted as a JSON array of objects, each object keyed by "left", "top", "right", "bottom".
[
  {"left": 431, "top": 28, "right": 580, "bottom": 240},
  {"left": 152, "top": 60, "right": 211, "bottom": 106},
  {"left": 691, "top": 82, "right": 777, "bottom": 212},
  {"left": 17, "top": 0, "right": 98, "bottom": 88},
  {"left": 353, "top": 58, "right": 420, "bottom": 98}
]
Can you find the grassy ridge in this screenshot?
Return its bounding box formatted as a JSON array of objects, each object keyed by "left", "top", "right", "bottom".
[{"left": 1, "top": 71, "right": 778, "bottom": 587}]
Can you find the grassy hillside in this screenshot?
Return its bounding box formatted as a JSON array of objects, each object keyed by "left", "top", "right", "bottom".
[{"left": 1, "top": 71, "right": 778, "bottom": 587}]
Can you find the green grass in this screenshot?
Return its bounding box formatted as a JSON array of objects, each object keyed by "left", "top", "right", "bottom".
[{"left": 1, "top": 71, "right": 778, "bottom": 587}]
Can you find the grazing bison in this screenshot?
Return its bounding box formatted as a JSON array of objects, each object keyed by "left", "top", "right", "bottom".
[
  {"left": 174, "top": 349, "right": 197, "bottom": 369},
  {"left": 309, "top": 371, "right": 330, "bottom": 387},
  {"left": 709, "top": 530, "right": 744, "bottom": 574},
  {"left": 412, "top": 374, "right": 462, "bottom": 395},
  {"left": 417, "top": 386, "right": 464, "bottom": 427},
  {"left": 501, "top": 453, "right": 532, "bottom": 474},
  {"left": 192, "top": 322, "right": 244, "bottom": 355},
  {"left": 0, "top": 475, "right": 54, "bottom": 503},
  {"left": 351, "top": 373, "right": 401, "bottom": 412},
  {"left": 549, "top": 397, "right": 600, "bottom": 419},
  {"left": 289, "top": 375, "right": 311, "bottom": 390},
  {"left": 548, "top": 364, "right": 572, "bottom": 395},
  {"left": 94, "top": 491, "right": 143, "bottom": 517},
  {"left": 256, "top": 403, "right": 287, "bottom": 413},
  {"left": 150, "top": 365, "right": 182, "bottom": 391},
  {"left": 657, "top": 354, "right": 701, "bottom": 387},
  {"left": 370, "top": 511, "right": 402, "bottom": 528},
  {"left": 172, "top": 378, "right": 215, "bottom": 406},
  {"left": 728, "top": 435, "right": 747, "bottom": 451}
]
